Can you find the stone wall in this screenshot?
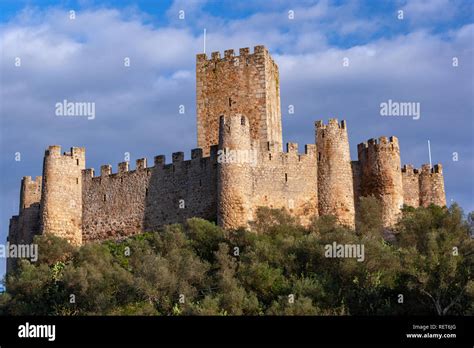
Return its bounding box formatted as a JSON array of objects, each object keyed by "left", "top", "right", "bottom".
[
  {"left": 82, "top": 149, "right": 218, "bottom": 242},
  {"left": 217, "top": 114, "right": 317, "bottom": 229},
  {"left": 250, "top": 142, "right": 318, "bottom": 227}
]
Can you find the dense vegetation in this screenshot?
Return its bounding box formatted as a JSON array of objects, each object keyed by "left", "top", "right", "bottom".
[{"left": 1, "top": 198, "right": 473, "bottom": 315}]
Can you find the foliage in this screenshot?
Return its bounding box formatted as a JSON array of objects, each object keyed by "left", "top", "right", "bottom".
[{"left": 1, "top": 203, "right": 472, "bottom": 316}]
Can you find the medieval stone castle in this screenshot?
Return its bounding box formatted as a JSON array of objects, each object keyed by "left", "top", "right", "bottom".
[{"left": 8, "top": 45, "right": 446, "bottom": 255}]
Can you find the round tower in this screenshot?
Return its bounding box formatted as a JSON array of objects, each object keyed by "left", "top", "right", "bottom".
[
  {"left": 419, "top": 164, "right": 446, "bottom": 207},
  {"left": 40, "top": 145, "right": 85, "bottom": 246},
  {"left": 18, "top": 176, "right": 42, "bottom": 243},
  {"left": 217, "top": 114, "right": 253, "bottom": 229},
  {"left": 357, "top": 136, "right": 403, "bottom": 226},
  {"left": 315, "top": 119, "right": 355, "bottom": 227}
]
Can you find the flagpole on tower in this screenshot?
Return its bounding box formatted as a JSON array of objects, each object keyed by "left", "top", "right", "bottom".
[
  {"left": 203, "top": 28, "right": 206, "bottom": 54},
  {"left": 428, "top": 140, "right": 432, "bottom": 168}
]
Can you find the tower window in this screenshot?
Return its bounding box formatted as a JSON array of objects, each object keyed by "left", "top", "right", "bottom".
[
  {"left": 76, "top": 159, "right": 80, "bottom": 165},
  {"left": 76, "top": 178, "right": 79, "bottom": 184},
  {"left": 103, "top": 194, "right": 106, "bottom": 202},
  {"left": 269, "top": 153, "right": 272, "bottom": 160},
  {"left": 318, "top": 152, "right": 321, "bottom": 161},
  {"left": 145, "top": 188, "right": 149, "bottom": 196},
  {"left": 229, "top": 97, "right": 232, "bottom": 107},
  {"left": 285, "top": 173, "right": 288, "bottom": 182}
]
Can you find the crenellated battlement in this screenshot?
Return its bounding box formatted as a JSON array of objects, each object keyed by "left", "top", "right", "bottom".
[
  {"left": 45, "top": 145, "right": 85, "bottom": 159},
  {"left": 21, "top": 175, "right": 42, "bottom": 185},
  {"left": 401, "top": 164, "right": 419, "bottom": 174},
  {"left": 315, "top": 118, "right": 347, "bottom": 130},
  {"left": 83, "top": 147, "right": 215, "bottom": 181},
  {"left": 402, "top": 163, "right": 443, "bottom": 175},
  {"left": 358, "top": 136, "right": 399, "bottom": 157},
  {"left": 421, "top": 163, "right": 443, "bottom": 175},
  {"left": 197, "top": 45, "right": 270, "bottom": 63},
  {"left": 258, "top": 142, "right": 317, "bottom": 165}
]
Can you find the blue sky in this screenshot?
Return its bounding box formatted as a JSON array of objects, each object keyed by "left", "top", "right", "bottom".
[{"left": 0, "top": 0, "right": 473, "bottom": 278}]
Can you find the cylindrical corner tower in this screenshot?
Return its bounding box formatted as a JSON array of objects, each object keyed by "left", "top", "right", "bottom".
[
  {"left": 217, "top": 114, "right": 253, "bottom": 229},
  {"left": 419, "top": 164, "right": 446, "bottom": 207},
  {"left": 358, "top": 136, "right": 403, "bottom": 226},
  {"left": 40, "top": 145, "right": 85, "bottom": 246},
  {"left": 315, "top": 119, "right": 355, "bottom": 227}
]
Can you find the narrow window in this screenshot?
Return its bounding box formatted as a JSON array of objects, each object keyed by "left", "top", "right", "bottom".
[
  {"left": 318, "top": 152, "right": 321, "bottom": 162},
  {"left": 285, "top": 173, "right": 288, "bottom": 182},
  {"left": 145, "top": 188, "right": 149, "bottom": 196},
  {"left": 269, "top": 153, "right": 272, "bottom": 160},
  {"left": 76, "top": 159, "right": 80, "bottom": 165},
  {"left": 229, "top": 97, "right": 232, "bottom": 107},
  {"left": 76, "top": 177, "right": 79, "bottom": 184},
  {"left": 199, "top": 179, "right": 202, "bottom": 187},
  {"left": 103, "top": 194, "right": 106, "bottom": 202}
]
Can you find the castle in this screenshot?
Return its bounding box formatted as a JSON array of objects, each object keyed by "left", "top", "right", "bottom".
[{"left": 7, "top": 45, "right": 446, "bottom": 258}]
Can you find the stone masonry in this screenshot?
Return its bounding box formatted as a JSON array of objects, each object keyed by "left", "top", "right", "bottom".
[{"left": 8, "top": 45, "right": 446, "bottom": 266}]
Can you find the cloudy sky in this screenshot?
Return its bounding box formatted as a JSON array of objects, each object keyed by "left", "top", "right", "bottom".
[{"left": 0, "top": 0, "right": 473, "bottom": 278}]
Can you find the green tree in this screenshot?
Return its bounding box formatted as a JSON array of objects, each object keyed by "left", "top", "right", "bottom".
[{"left": 396, "top": 204, "right": 474, "bottom": 315}]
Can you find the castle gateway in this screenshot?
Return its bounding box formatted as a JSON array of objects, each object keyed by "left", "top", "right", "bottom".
[{"left": 8, "top": 45, "right": 446, "bottom": 255}]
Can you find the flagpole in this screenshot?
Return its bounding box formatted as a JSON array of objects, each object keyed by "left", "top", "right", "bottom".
[{"left": 428, "top": 140, "right": 432, "bottom": 168}]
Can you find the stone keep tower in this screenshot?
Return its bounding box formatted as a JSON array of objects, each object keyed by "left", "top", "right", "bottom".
[
  {"left": 217, "top": 114, "right": 253, "bottom": 229},
  {"left": 358, "top": 137, "right": 404, "bottom": 226},
  {"left": 39, "top": 146, "right": 85, "bottom": 246},
  {"left": 196, "top": 45, "right": 282, "bottom": 156},
  {"left": 315, "top": 119, "right": 355, "bottom": 227}
]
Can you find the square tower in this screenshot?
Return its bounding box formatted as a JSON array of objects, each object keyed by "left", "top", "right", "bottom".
[{"left": 196, "top": 45, "right": 282, "bottom": 156}]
